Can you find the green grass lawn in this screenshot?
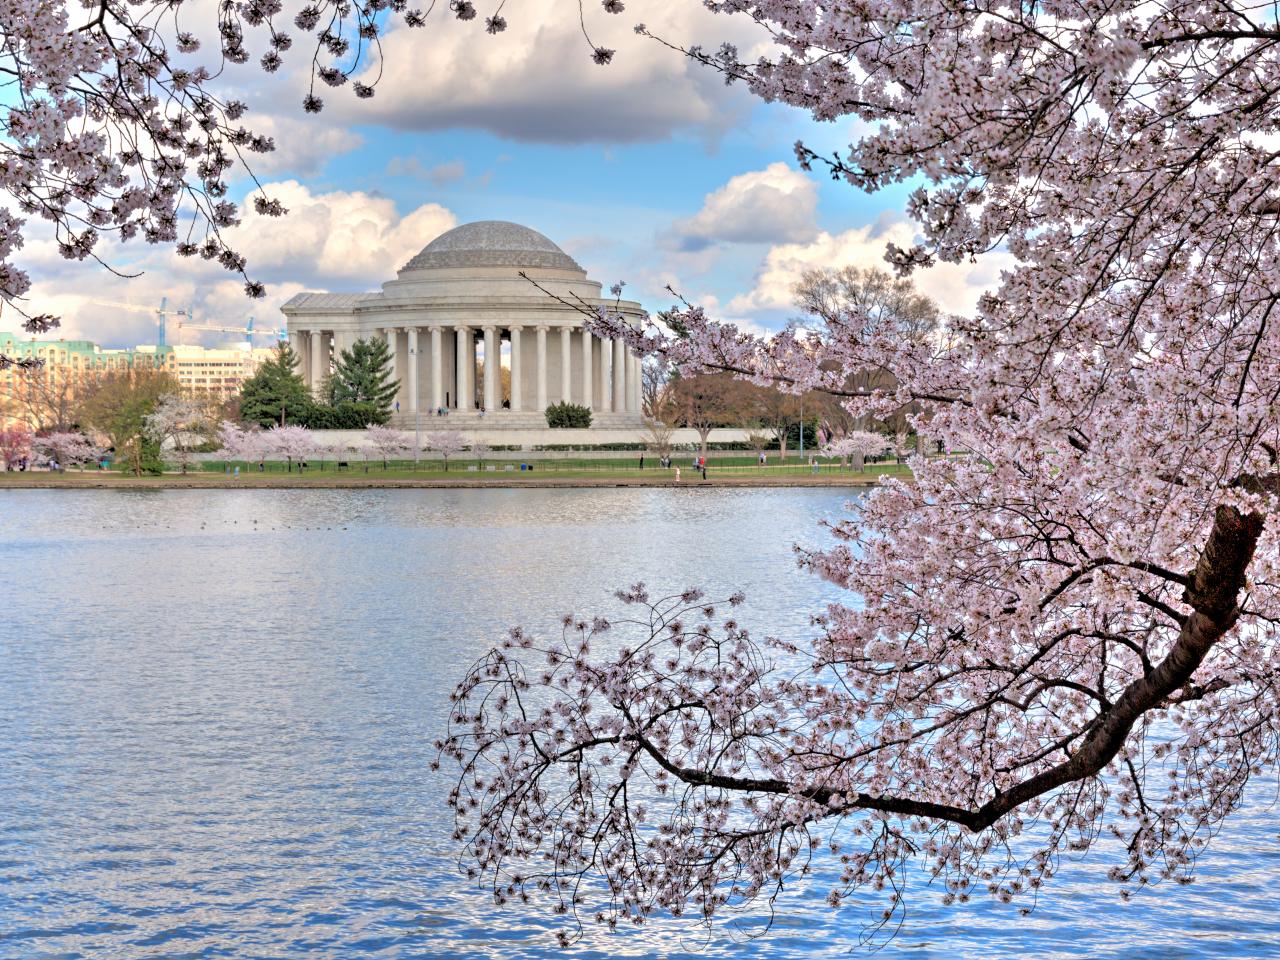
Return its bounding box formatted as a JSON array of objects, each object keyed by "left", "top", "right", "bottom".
[{"left": 196, "top": 456, "right": 916, "bottom": 480}]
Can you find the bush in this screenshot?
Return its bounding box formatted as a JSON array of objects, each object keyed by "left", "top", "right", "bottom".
[
  {"left": 301, "top": 400, "right": 385, "bottom": 429},
  {"left": 116, "top": 437, "right": 165, "bottom": 475},
  {"left": 544, "top": 402, "right": 592, "bottom": 429}
]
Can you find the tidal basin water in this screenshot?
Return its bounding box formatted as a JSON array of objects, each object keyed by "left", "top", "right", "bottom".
[{"left": 2, "top": 487, "right": 1279, "bottom": 960}]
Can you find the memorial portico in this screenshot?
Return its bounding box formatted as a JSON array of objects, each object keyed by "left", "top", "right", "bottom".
[{"left": 282, "top": 221, "right": 646, "bottom": 429}]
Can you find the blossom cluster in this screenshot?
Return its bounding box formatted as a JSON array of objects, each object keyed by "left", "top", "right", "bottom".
[{"left": 452, "top": 0, "right": 1280, "bottom": 938}]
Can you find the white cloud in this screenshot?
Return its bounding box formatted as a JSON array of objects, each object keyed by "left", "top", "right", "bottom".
[
  {"left": 386, "top": 157, "right": 468, "bottom": 185},
  {"left": 688, "top": 292, "right": 776, "bottom": 339},
  {"left": 238, "top": 114, "right": 364, "bottom": 177},
  {"left": 23, "top": 276, "right": 309, "bottom": 350},
  {"left": 223, "top": 180, "right": 456, "bottom": 285},
  {"left": 665, "top": 163, "right": 819, "bottom": 250},
  {"left": 728, "top": 219, "right": 1016, "bottom": 318},
  {"left": 338, "top": 0, "right": 765, "bottom": 143},
  {"left": 13, "top": 181, "right": 458, "bottom": 347}
]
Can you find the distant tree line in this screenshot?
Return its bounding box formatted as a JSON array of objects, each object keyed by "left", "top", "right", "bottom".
[
  {"left": 642, "top": 266, "right": 941, "bottom": 459},
  {"left": 0, "top": 269, "right": 933, "bottom": 474}
]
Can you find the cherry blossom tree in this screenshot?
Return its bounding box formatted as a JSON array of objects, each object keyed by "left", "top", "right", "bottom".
[
  {"left": 34, "top": 431, "right": 102, "bottom": 471},
  {"left": 366, "top": 424, "right": 411, "bottom": 469},
  {"left": 144, "top": 394, "right": 209, "bottom": 474},
  {"left": 427, "top": 429, "right": 467, "bottom": 472},
  {"left": 822, "top": 430, "right": 887, "bottom": 470},
  {"left": 15, "top": 0, "right": 1280, "bottom": 941},
  {"left": 219, "top": 419, "right": 268, "bottom": 468},
  {"left": 471, "top": 440, "right": 491, "bottom": 468},
  {"left": 442, "top": 0, "right": 1280, "bottom": 945},
  {"left": 265, "top": 424, "right": 313, "bottom": 473},
  {"left": 217, "top": 420, "right": 247, "bottom": 467},
  {"left": 0, "top": 425, "right": 31, "bottom": 469}
]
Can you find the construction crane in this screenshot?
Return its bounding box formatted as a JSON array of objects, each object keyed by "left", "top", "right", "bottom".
[
  {"left": 85, "top": 297, "right": 188, "bottom": 347},
  {"left": 175, "top": 311, "right": 285, "bottom": 347}
]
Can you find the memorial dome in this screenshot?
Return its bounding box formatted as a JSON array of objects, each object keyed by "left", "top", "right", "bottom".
[{"left": 400, "top": 220, "right": 584, "bottom": 274}]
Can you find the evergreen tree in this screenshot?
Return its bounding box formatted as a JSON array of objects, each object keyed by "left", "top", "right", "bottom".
[
  {"left": 331, "top": 338, "right": 399, "bottom": 421},
  {"left": 239, "top": 342, "right": 312, "bottom": 428}
]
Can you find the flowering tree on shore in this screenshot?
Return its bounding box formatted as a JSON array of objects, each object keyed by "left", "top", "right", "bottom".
[
  {"left": 442, "top": 0, "right": 1280, "bottom": 946},
  {"left": 143, "top": 395, "right": 209, "bottom": 474},
  {"left": 821, "top": 431, "right": 887, "bottom": 470},
  {"left": 265, "top": 424, "right": 314, "bottom": 473},
  {"left": 366, "top": 425, "right": 411, "bottom": 470},
  {"left": 218, "top": 420, "right": 268, "bottom": 468},
  {"left": 34, "top": 432, "right": 102, "bottom": 471},
  {"left": 427, "top": 430, "right": 467, "bottom": 472},
  {"left": 0, "top": 425, "right": 31, "bottom": 470}
]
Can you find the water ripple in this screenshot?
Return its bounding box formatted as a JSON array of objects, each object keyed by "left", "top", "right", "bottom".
[{"left": 1, "top": 488, "right": 1277, "bottom": 958}]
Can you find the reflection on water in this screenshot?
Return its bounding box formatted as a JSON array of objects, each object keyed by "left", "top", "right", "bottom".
[{"left": 1, "top": 488, "right": 1277, "bottom": 959}]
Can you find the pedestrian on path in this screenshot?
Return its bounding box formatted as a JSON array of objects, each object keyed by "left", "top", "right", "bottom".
[{"left": 675, "top": 466, "right": 681, "bottom": 483}]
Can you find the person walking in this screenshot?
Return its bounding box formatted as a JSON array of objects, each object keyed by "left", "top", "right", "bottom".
[
  {"left": 639, "top": 455, "right": 645, "bottom": 470},
  {"left": 701, "top": 464, "right": 707, "bottom": 481},
  {"left": 675, "top": 466, "right": 681, "bottom": 483}
]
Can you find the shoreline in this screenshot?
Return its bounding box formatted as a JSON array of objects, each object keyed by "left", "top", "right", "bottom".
[{"left": 0, "top": 471, "right": 884, "bottom": 490}]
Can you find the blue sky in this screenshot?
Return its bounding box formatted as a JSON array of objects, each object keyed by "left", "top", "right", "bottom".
[{"left": 21, "top": 1, "right": 1001, "bottom": 349}]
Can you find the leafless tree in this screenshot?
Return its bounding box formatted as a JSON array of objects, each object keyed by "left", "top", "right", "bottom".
[
  {"left": 642, "top": 418, "right": 676, "bottom": 459},
  {"left": 0, "top": 366, "right": 84, "bottom": 432},
  {"left": 795, "top": 267, "right": 941, "bottom": 433},
  {"left": 746, "top": 384, "right": 804, "bottom": 462},
  {"left": 670, "top": 373, "right": 745, "bottom": 459},
  {"left": 641, "top": 358, "right": 674, "bottom": 422}
]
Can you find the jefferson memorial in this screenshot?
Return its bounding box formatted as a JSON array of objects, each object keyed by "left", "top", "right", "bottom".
[{"left": 282, "top": 221, "right": 647, "bottom": 429}]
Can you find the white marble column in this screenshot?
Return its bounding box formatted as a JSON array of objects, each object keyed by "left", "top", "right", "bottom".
[
  {"left": 294, "top": 330, "right": 309, "bottom": 385},
  {"left": 560, "top": 328, "right": 572, "bottom": 404},
  {"left": 612, "top": 339, "right": 626, "bottom": 413},
  {"left": 384, "top": 329, "right": 399, "bottom": 409},
  {"left": 406, "top": 327, "right": 419, "bottom": 414},
  {"left": 580, "top": 329, "right": 594, "bottom": 411},
  {"left": 628, "top": 354, "right": 642, "bottom": 414},
  {"left": 310, "top": 330, "right": 325, "bottom": 395},
  {"left": 535, "top": 325, "right": 548, "bottom": 412},
  {"left": 292, "top": 330, "right": 304, "bottom": 380},
  {"left": 482, "top": 326, "right": 498, "bottom": 412},
  {"left": 509, "top": 326, "right": 523, "bottom": 412},
  {"left": 430, "top": 326, "right": 443, "bottom": 411},
  {"left": 600, "top": 336, "right": 613, "bottom": 412},
  {"left": 455, "top": 325, "right": 471, "bottom": 410}
]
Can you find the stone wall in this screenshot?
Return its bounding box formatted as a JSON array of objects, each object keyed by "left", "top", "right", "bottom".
[{"left": 307, "top": 426, "right": 750, "bottom": 451}]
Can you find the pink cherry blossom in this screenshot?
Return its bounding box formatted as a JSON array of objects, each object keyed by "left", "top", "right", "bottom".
[{"left": 444, "top": 0, "right": 1280, "bottom": 943}]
